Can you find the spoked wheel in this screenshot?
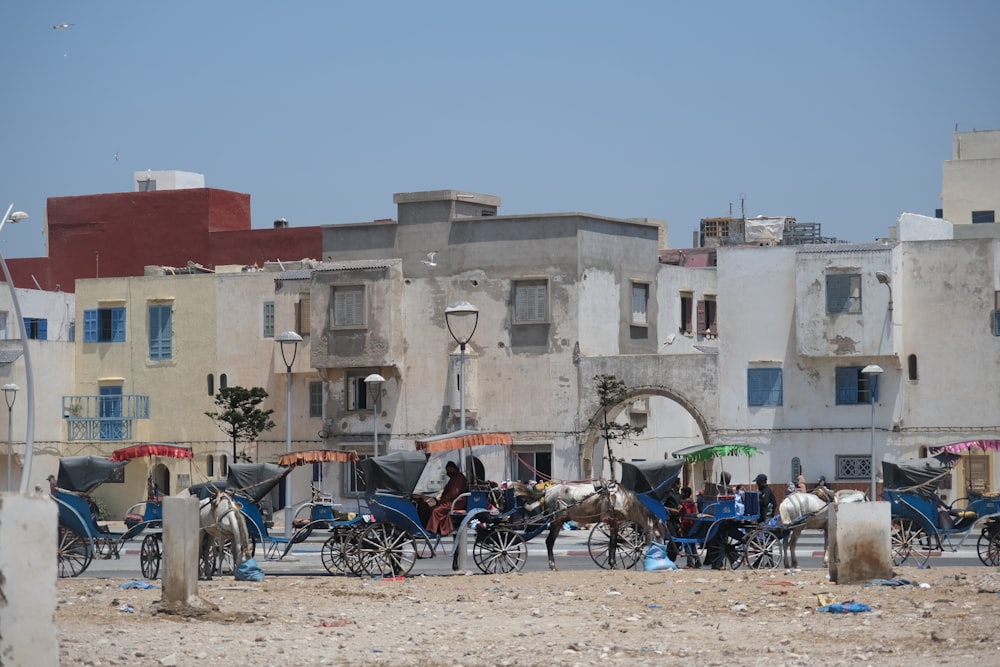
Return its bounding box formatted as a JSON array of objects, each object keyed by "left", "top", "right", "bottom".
[
  {"left": 94, "top": 536, "right": 117, "bottom": 560},
  {"left": 744, "top": 529, "right": 781, "bottom": 570},
  {"left": 588, "top": 521, "right": 645, "bottom": 570},
  {"left": 707, "top": 530, "right": 745, "bottom": 570},
  {"left": 140, "top": 534, "right": 162, "bottom": 579},
  {"left": 358, "top": 522, "right": 417, "bottom": 578},
  {"left": 57, "top": 525, "right": 92, "bottom": 578},
  {"left": 322, "top": 529, "right": 362, "bottom": 575},
  {"left": 976, "top": 523, "right": 1000, "bottom": 566},
  {"left": 891, "top": 518, "right": 935, "bottom": 567},
  {"left": 473, "top": 528, "right": 527, "bottom": 574}
]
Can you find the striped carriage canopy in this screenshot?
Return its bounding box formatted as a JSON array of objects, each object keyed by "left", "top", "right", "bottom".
[
  {"left": 277, "top": 450, "right": 359, "bottom": 466},
  {"left": 109, "top": 443, "right": 194, "bottom": 461},
  {"left": 927, "top": 439, "right": 1000, "bottom": 454},
  {"left": 414, "top": 430, "right": 513, "bottom": 453}
]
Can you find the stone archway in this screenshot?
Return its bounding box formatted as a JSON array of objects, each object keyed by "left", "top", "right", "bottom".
[
  {"left": 151, "top": 463, "right": 170, "bottom": 496},
  {"left": 580, "top": 385, "right": 711, "bottom": 478}
]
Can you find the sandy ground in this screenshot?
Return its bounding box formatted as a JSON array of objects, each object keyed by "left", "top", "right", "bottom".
[{"left": 57, "top": 565, "right": 1000, "bottom": 667}]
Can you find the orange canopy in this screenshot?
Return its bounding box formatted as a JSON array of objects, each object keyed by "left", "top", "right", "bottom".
[
  {"left": 277, "top": 450, "right": 359, "bottom": 466},
  {"left": 415, "top": 430, "right": 513, "bottom": 453}
]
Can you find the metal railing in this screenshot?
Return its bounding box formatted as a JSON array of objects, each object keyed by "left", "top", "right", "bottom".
[{"left": 62, "top": 395, "right": 149, "bottom": 442}]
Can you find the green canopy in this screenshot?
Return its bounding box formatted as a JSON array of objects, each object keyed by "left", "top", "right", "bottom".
[{"left": 672, "top": 444, "right": 762, "bottom": 462}]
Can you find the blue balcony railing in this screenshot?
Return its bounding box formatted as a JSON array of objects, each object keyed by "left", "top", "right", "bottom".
[{"left": 62, "top": 395, "right": 149, "bottom": 442}]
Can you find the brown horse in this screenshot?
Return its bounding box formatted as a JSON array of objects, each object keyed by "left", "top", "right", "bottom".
[{"left": 512, "top": 480, "right": 662, "bottom": 570}]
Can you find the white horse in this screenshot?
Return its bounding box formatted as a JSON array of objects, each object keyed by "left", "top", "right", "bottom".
[
  {"left": 512, "top": 480, "right": 662, "bottom": 571},
  {"left": 198, "top": 491, "right": 252, "bottom": 580},
  {"left": 778, "top": 488, "right": 866, "bottom": 568}
]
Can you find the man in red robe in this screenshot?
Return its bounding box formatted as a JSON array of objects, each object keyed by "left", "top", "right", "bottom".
[{"left": 426, "top": 461, "right": 468, "bottom": 537}]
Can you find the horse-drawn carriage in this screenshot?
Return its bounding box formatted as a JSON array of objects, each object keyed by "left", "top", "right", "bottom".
[
  {"left": 54, "top": 444, "right": 195, "bottom": 578},
  {"left": 883, "top": 446, "right": 1000, "bottom": 568},
  {"left": 340, "top": 431, "right": 541, "bottom": 577}
]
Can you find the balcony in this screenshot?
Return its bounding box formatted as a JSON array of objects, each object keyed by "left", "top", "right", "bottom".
[{"left": 62, "top": 395, "right": 150, "bottom": 442}]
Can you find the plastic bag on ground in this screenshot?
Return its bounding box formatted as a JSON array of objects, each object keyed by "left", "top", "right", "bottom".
[
  {"left": 234, "top": 557, "right": 265, "bottom": 582},
  {"left": 643, "top": 542, "right": 679, "bottom": 571}
]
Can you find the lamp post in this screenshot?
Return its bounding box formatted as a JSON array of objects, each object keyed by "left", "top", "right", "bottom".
[
  {"left": 3, "top": 383, "right": 17, "bottom": 492},
  {"left": 444, "top": 301, "right": 478, "bottom": 572},
  {"left": 862, "top": 364, "right": 884, "bottom": 501},
  {"left": 276, "top": 330, "right": 303, "bottom": 538},
  {"left": 364, "top": 373, "right": 386, "bottom": 457},
  {"left": 444, "top": 301, "right": 479, "bottom": 435},
  {"left": 0, "top": 205, "right": 34, "bottom": 494}
]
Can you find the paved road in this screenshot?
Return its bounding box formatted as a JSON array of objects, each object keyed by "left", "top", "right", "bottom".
[{"left": 79, "top": 529, "right": 988, "bottom": 579}]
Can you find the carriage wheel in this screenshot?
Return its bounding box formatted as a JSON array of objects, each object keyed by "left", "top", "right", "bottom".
[
  {"left": 358, "top": 522, "right": 417, "bottom": 578},
  {"left": 976, "top": 523, "right": 1000, "bottom": 566},
  {"left": 140, "top": 534, "right": 162, "bottom": 579},
  {"left": 94, "top": 536, "right": 116, "bottom": 560},
  {"left": 57, "top": 525, "right": 92, "bottom": 578},
  {"left": 473, "top": 528, "right": 527, "bottom": 574},
  {"left": 588, "top": 521, "right": 645, "bottom": 570},
  {"left": 891, "top": 518, "right": 935, "bottom": 567},
  {"left": 322, "top": 530, "right": 358, "bottom": 575},
  {"left": 744, "top": 530, "right": 781, "bottom": 570},
  {"left": 706, "top": 530, "right": 745, "bottom": 570}
]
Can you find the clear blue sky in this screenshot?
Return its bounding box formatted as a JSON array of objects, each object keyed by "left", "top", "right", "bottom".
[{"left": 1, "top": 1, "right": 997, "bottom": 258}]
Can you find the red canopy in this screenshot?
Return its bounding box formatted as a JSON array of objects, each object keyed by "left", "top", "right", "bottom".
[
  {"left": 415, "top": 430, "right": 513, "bottom": 453},
  {"left": 928, "top": 440, "right": 1000, "bottom": 454},
  {"left": 110, "top": 443, "right": 194, "bottom": 462},
  {"left": 277, "top": 450, "right": 359, "bottom": 466}
]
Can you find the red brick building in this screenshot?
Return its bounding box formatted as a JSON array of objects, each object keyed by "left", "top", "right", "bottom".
[{"left": 7, "top": 187, "right": 322, "bottom": 292}]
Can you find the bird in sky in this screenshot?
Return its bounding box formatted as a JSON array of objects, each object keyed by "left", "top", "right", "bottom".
[
  {"left": 114, "top": 152, "right": 120, "bottom": 161},
  {"left": 53, "top": 23, "right": 74, "bottom": 30},
  {"left": 421, "top": 251, "right": 438, "bottom": 267}
]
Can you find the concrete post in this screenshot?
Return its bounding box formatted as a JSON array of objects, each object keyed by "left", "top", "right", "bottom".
[
  {"left": 828, "top": 500, "right": 893, "bottom": 584},
  {"left": 161, "top": 495, "right": 200, "bottom": 609},
  {"left": 0, "top": 493, "right": 58, "bottom": 666}
]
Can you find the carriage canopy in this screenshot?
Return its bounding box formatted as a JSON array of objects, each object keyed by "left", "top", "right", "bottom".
[
  {"left": 57, "top": 456, "right": 128, "bottom": 494},
  {"left": 187, "top": 462, "right": 290, "bottom": 509},
  {"left": 361, "top": 450, "right": 428, "bottom": 496},
  {"left": 619, "top": 459, "right": 685, "bottom": 502},
  {"left": 882, "top": 457, "right": 954, "bottom": 493},
  {"left": 277, "top": 449, "right": 359, "bottom": 466},
  {"left": 671, "top": 444, "right": 762, "bottom": 462},
  {"left": 415, "top": 430, "right": 513, "bottom": 453},
  {"left": 927, "top": 439, "right": 1000, "bottom": 454},
  {"left": 109, "top": 443, "right": 194, "bottom": 462}
]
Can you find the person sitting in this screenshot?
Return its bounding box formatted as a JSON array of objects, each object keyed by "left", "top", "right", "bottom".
[
  {"left": 678, "top": 487, "right": 700, "bottom": 568},
  {"left": 795, "top": 475, "right": 807, "bottom": 493},
  {"left": 425, "top": 461, "right": 468, "bottom": 537}
]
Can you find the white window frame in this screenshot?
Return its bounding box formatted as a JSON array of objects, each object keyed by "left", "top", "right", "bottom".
[{"left": 631, "top": 282, "right": 649, "bottom": 325}]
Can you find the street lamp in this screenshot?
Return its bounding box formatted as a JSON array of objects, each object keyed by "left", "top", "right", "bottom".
[
  {"left": 862, "top": 364, "right": 884, "bottom": 501},
  {"left": 0, "top": 205, "right": 34, "bottom": 494},
  {"left": 444, "top": 301, "right": 479, "bottom": 434},
  {"left": 364, "top": 373, "right": 385, "bottom": 457},
  {"left": 3, "top": 383, "right": 17, "bottom": 492},
  {"left": 276, "top": 330, "right": 303, "bottom": 538},
  {"left": 875, "top": 271, "right": 893, "bottom": 313}
]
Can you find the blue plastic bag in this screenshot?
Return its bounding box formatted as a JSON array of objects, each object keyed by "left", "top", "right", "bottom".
[
  {"left": 816, "top": 602, "right": 871, "bottom": 613},
  {"left": 234, "top": 557, "right": 265, "bottom": 582},
  {"left": 643, "top": 542, "right": 679, "bottom": 571}
]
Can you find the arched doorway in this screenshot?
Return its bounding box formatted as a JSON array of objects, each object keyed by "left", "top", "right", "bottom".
[{"left": 151, "top": 463, "right": 171, "bottom": 496}]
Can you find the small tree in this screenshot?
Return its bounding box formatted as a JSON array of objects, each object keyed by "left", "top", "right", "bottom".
[
  {"left": 593, "top": 373, "right": 644, "bottom": 481},
  {"left": 205, "top": 386, "right": 276, "bottom": 462}
]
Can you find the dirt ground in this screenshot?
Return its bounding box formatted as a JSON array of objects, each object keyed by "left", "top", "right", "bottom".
[{"left": 57, "top": 565, "right": 1000, "bottom": 667}]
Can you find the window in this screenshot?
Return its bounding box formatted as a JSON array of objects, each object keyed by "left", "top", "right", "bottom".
[
  {"left": 0, "top": 311, "right": 7, "bottom": 339},
  {"left": 137, "top": 179, "right": 156, "bottom": 192},
  {"left": 219, "top": 454, "right": 228, "bottom": 477},
  {"left": 346, "top": 372, "right": 372, "bottom": 411},
  {"left": 972, "top": 210, "right": 995, "bottom": 224},
  {"left": 296, "top": 295, "right": 311, "bottom": 336},
  {"left": 791, "top": 457, "right": 801, "bottom": 481},
  {"left": 309, "top": 381, "right": 323, "bottom": 418},
  {"left": 513, "top": 280, "right": 548, "bottom": 323},
  {"left": 332, "top": 286, "right": 365, "bottom": 328},
  {"left": 629, "top": 412, "right": 647, "bottom": 430},
  {"left": 83, "top": 307, "right": 126, "bottom": 342},
  {"left": 747, "top": 368, "right": 782, "bottom": 406},
  {"left": 262, "top": 301, "right": 274, "bottom": 338},
  {"left": 99, "top": 385, "right": 125, "bottom": 440},
  {"left": 207, "top": 455, "right": 215, "bottom": 478},
  {"left": 512, "top": 447, "right": 552, "bottom": 483},
  {"left": 207, "top": 374, "right": 214, "bottom": 396},
  {"left": 343, "top": 452, "right": 372, "bottom": 496},
  {"left": 69, "top": 319, "right": 75, "bottom": 342},
  {"left": 24, "top": 318, "right": 47, "bottom": 340},
  {"left": 698, "top": 296, "right": 718, "bottom": 335},
  {"left": 994, "top": 312, "right": 1000, "bottom": 337},
  {"left": 220, "top": 374, "right": 228, "bottom": 389},
  {"left": 631, "top": 283, "right": 648, "bottom": 325},
  {"left": 148, "top": 304, "right": 172, "bottom": 360},
  {"left": 680, "top": 292, "right": 693, "bottom": 334},
  {"left": 835, "top": 366, "right": 878, "bottom": 404},
  {"left": 826, "top": 274, "right": 861, "bottom": 314},
  {"left": 836, "top": 455, "right": 871, "bottom": 480},
  {"left": 908, "top": 354, "right": 918, "bottom": 381}
]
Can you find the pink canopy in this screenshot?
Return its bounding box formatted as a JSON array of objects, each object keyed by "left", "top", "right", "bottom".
[
  {"left": 110, "top": 443, "right": 194, "bottom": 461},
  {"left": 928, "top": 440, "right": 1000, "bottom": 454},
  {"left": 277, "top": 450, "right": 359, "bottom": 466}
]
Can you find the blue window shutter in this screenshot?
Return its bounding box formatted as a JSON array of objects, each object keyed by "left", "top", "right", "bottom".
[
  {"left": 38, "top": 319, "right": 47, "bottom": 340},
  {"left": 111, "top": 308, "right": 126, "bottom": 342},
  {"left": 84, "top": 309, "right": 97, "bottom": 342},
  {"left": 149, "top": 305, "right": 172, "bottom": 360},
  {"left": 836, "top": 367, "right": 858, "bottom": 404},
  {"left": 748, "top": 369, "right": 782, "bottom": 406}
]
